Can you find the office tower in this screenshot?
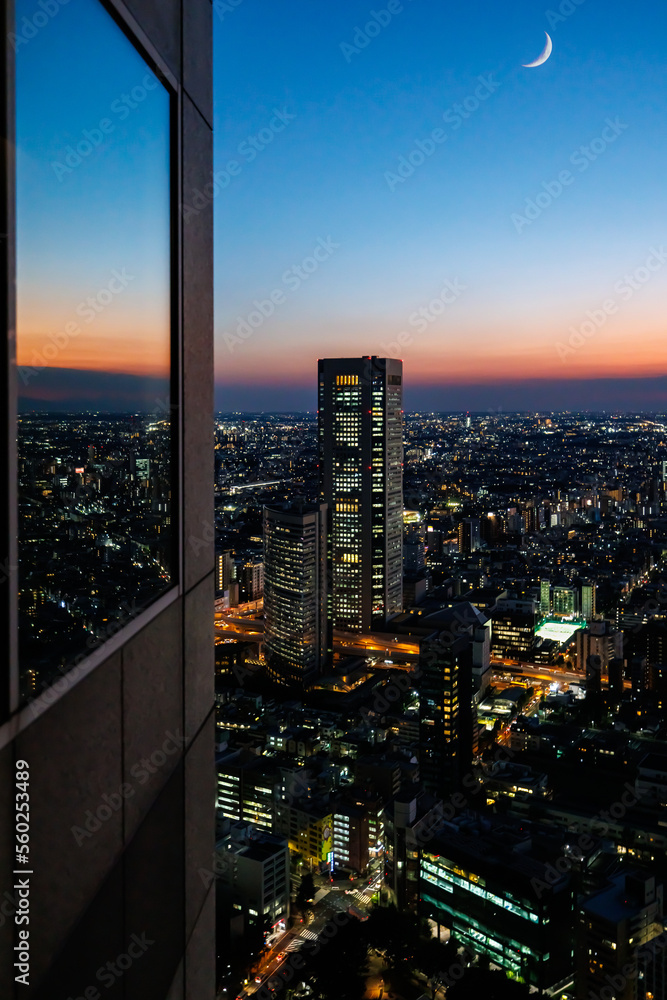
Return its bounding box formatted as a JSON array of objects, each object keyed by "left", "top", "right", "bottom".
[
  {"left": 263, "top": 501, "right": 329, "bottom": 687},
  {"left": 552, "top": 584, "right": 576, "bottom": 617},
  {"left": 332, "top": 790, "right": 384, "bottom": 874},
  {"left": 585, "top": 649, "right": 603, "bottom": 719},
  {"left": 421, "top": 817, "right": 576, "bottom": 993},
  {"left": 318, "top": 356, "right": 403, "bottom": 631},
  {"left": 458, "top": 517, "right": 480, "bottom": 554},
  {"left": 241, "top": 557, "right": 264, "bottom": 602},
  {"left": 580, "top": 580, "right": 596, "bottom": 619},
  {"left": 216, "top": 549, "right": 235, "bottom": 597},
  {"left": 403, "top": 512, "right": 426, "bottom": 573},
  {"left": 217, "top": 749, "right": 279, "bottom": 833},
  {"left": 215, "top": 822, "right": 290, "bottom": 941},
  {"left": 384, "top": 791, "right": 445, "bottom": 910},
  {"left": 575, "top": 622, "right": 623, "bottom": 673},
  {"left": 608, "top": 657, "right": 625, "bottom": 702},
  {"left": 577, "top": 873, "right": 663, "bottom": 1000},
  {"left": 640, "top": 619, "right": 667, "bottom": 667},
  {"left": 419, "top": 632, "right": 468, "bottom": 795},
  {"left": 540, "top": 578, "right": 551, "bottom": 616},
  {"left": 274, "top": 799, "right": 334, "bottom": 870},
  {"left": 417, "top": 603, "right": 490, "bottom": 797},
  {"left": 490, "top": 597, "right": 537, "bottom": 660},
  {"left": 403, "top": 511, "right": 428, "bottom": 607},
  {"left": 1, "top": 0, "right": 215, "bottom": 995}
]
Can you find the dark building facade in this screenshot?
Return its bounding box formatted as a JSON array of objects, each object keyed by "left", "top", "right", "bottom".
[
  {"left": 576, "top": 872, "right": 664, "bottom": 1000},
  {"left": 458, "top": 517, "right": 480, "bottom": 554},
  {"left": 418, "top": 631, "right": 471, "bottom": 797},
  {"left": 263, "top": 501, "right": 329, "bottom": 688},
  {"left": 318, "top": 356, "right": 403, "bottom": 631},
  {"left": 1, "top": 0, "right": 215, "bottom": 996}
]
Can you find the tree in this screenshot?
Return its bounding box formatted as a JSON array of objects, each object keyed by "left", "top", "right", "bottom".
[
  {"left": 365, "top": 904, "right": 427, "bottom": 968},
  {"left": 299, "top": 919, "right": 368, "bottom": 1000},
  {"left": 414, "top": 936, "right": 460, "bottom": 994},
  {"left": 296, "top": 872, "right": 316, "bottom": 911},
  {"left": 447, "top": 968, "right": 530, "bottom": 1000}
]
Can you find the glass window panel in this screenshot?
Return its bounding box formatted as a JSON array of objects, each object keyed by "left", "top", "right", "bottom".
[{"left": 15, "top": 0, "right": 173, "bottom": 702}]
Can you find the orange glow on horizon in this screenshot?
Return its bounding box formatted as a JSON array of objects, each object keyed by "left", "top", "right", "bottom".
[
  {"left": 214, "top": 317, "right": 667, "bottom": 387},
  {"left": 17, "top": 309, "right": 170, "bottom": 380}
]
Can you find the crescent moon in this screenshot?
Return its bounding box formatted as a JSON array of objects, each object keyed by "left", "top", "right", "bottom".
[{"left": 523, "top": 32, "right": 553, "bottom": 68}]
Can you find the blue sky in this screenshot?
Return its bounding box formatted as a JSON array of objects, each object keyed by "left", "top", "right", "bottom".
[{"left": 213, "top": 0, "right": 667, "bottom": 410}]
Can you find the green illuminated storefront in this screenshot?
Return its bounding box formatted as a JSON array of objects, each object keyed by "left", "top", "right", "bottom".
[{"left": 420, "top": 838, "right": 575, "bottom": 992}]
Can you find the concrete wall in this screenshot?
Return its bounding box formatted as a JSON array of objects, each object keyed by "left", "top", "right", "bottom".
[{"left": 0, "top": 1, "right": 215, "bottom": 997}]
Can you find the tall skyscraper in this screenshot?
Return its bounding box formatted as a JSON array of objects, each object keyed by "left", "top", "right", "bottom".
[
  {"left": 419, "top": 631, "right": 468, "bottom": 796},
  {"left": 216, "top": 548, "right": 235, "bottom": 597},
  {"left": 318, "top": 356, "right": 403, "bottom": 631},
  {"left": 540, "top": 578, "right": 551, "bottom": 616},
  {"left": 580, "top": 579, "right": 596, "bottom": 619},
  {"left": 458, "top": 517, "right": 480, "bottom": 554},
  {"left": 263, "top": 501, "right": 329, "bottom": 687},
  {"left": 417, "top": 604, "right": 490, "bottom": 796}
]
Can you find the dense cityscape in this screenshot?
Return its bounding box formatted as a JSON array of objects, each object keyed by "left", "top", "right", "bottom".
[
  {"left": 208, "top": 359, "right": 667, "bottom": 1000},
  {"left": 17, "top": 412, "right": 173, "bottom": 698},
  {"left": 9, "top": 1, "right": 667, "bottom": 997}
]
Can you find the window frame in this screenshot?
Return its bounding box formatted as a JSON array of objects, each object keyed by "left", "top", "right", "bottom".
[{"left": 0, "top": 0, "right": 183, "bottom": 742}]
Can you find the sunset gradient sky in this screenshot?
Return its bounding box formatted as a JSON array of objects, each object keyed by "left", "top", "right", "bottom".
[
  {"left": 213, "top": 0, "right": 667, "bottom": 411},
  {"left": 15, "top": 0, "right": 667, "bottom": 412}
]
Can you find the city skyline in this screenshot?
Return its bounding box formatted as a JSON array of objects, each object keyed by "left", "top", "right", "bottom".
[{"left": 9, "top": 0, "right": 667, "bottom": 994}]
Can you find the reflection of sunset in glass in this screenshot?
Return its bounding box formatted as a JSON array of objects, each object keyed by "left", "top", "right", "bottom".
[
  {"left": 17, "top": 297, "right": 171, "bottom": 378},
  {"left": 16, "top": 0, "right": 170, "bottom": 408}
]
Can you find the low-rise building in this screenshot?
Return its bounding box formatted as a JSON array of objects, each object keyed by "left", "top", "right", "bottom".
[
  {"left": 274, "top": 798, "right": 333, "bottom": 869},
  {"left": 420, "top": 816, "right": 576, "bottom": 993},
  {"left": 216, "top": 821, "right": 290, "bottom": 939},
  {"left": 577, "top": 872, "right": 664, "bottom": 1000}
]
